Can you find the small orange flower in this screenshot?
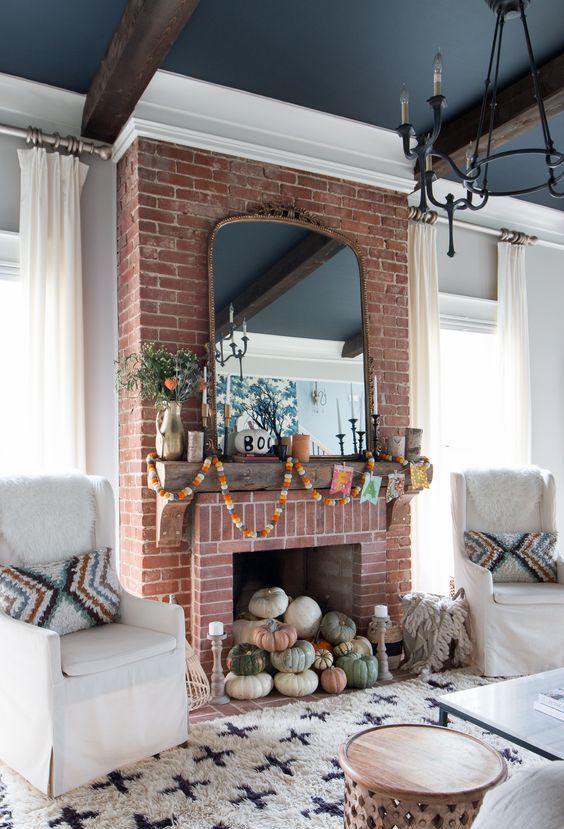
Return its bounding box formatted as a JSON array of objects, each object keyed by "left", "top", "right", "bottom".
[{"left": 164, "top": 377, "right": 177, "bottom": 390}]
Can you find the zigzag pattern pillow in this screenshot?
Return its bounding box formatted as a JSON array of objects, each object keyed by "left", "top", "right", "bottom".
[
  {"left": 464, "top": 531, "right": 558, "bottom": 583},
  {"left": 0, "top": 548, "right": 120, "bottom": 635}
]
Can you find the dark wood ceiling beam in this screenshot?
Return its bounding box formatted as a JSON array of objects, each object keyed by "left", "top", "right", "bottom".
[
  {"left": 215, "top": 233, "right": 345, "bottom": 337},
  {"left": 432, "top": 51, "right": 564, "bottom": 179},
  {"left": 341, "top": 332, "right": 363, "bottom": 359},
  {"left": 82, "top": 0, "right": 200, "bottom": 143}
]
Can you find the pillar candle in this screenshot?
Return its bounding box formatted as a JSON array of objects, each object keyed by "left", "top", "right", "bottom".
[
  {"left": 209, "top": 621, "right": 224, "bottom": 636},
  {"left": 374, "top": 604, "right": 388, "bottom": 618}
]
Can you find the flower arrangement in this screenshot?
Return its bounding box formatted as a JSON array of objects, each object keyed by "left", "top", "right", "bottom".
[{"left": 115, "top": 343, "right": 201, "bottom": 409}]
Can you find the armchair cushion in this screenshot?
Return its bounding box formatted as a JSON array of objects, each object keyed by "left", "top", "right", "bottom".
[
  {"left": 0, "top": 548, "right": 120, "bottom": 635},
  {"left": 464, "top": 531, "right": 557, "bottom": 583},
  {"left": 493, "top": 582, "right": 564, "bottom": 605},
  {"left": 60, "top": 623, "right": 177, "bottom": 676}
]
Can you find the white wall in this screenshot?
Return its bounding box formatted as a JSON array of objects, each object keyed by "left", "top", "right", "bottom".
[
  {"left": 0, "top": 132, "right": 118, "bottom": 494},
  {"left": 437, "top": 222, "right": 564, "bottom": 532}
]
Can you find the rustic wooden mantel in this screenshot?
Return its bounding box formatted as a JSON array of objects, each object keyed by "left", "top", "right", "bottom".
[{"left": 154, "top": 459, "right": 433, "bottom": 546}]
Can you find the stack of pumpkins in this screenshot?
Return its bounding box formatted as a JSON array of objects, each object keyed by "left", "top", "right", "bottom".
[{"left": 226, "top": 586, "right": 378, "bottom": 700}]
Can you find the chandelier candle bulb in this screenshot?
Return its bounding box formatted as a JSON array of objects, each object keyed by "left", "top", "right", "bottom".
[
  {"left": 374, "top": 604, "right": 388, "bottom": 618},
  {"left": 400, "top": 83, "right": 409, "bottom": 123},
  {"left": 242, "top": 317, "right": 247, "bottom": 336},
  {"left": 209, "top": 621, "right": 224, "bottom": 636},
  {"left": 229, "top": 303, "right": 234, "bottom": 324},
  {"left": 433, "top": 49, "right": 443, "bottom": 95}
]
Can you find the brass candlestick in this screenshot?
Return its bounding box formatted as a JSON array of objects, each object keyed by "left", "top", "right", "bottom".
[
  {"left": 201, "top": 401, "right": 209, "bottom": 426},
  {"left": 374, "top": 616, "right": 393, "bottom": 681},
  {"left": 207, "top": 633, "right": 230, "bottom": 704}
]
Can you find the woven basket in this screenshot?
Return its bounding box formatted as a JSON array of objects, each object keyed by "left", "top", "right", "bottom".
[
  {"left": 186, "top": 641, "right": 211, "bottom": 711},
  {"left": 367, "top": 620, "right": 403, "bottom": 670}
]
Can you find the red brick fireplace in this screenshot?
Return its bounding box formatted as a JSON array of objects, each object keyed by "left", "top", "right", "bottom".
[{"left": 116, "top": 136, "right": 411, "bottom": 669}]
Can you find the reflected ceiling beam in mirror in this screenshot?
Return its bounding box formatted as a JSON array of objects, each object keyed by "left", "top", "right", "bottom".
[
  {"left": 215, "top": 232, "right": 346, "bottom": 337},
  {"left": 341, "top": 332, "right": 363, "bottom": 359},
  {"left": 431, "top": 50, "right": 564, "bottom": 180}
]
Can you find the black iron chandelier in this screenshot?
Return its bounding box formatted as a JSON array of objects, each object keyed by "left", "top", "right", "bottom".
[
  {"left": 215, "top": 303, "right": 249, "bottom": 380},
  {"left": 397, "top": 0, "right": 564, "bottom": 256}
]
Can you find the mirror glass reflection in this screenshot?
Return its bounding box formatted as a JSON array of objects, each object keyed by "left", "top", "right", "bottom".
[{"left": 211, "top": 219, "right": 366, "bottom": 456}]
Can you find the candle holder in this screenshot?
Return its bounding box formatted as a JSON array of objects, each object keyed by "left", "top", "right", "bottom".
[
  {"left": 336, "top": 433, "right": 346, "bottom": 456},
  {"left": 207, "top": 633, "right": 230, "bottom": 704},
  {"left": 223, "top": 403, "right": 231, "bottom": 459},
  {"left": 349, "top": 418, "right": 358, "bottom": 455},
  {"left": 201, "top": 401, "right": 209, "bottom": 427},
  {"left": 373, "top": 616, "right": 393, "bottom": 681},
  {"left": 371, "top": 414, "right": 381, "bottom": 458},
  {"left": 357, "top": 431, "right": 365, "bottom": 457}
]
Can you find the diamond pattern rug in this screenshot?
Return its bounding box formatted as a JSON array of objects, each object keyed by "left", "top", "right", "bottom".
[{"left": 0, "top": 671, "right": 545, "bottom": 829}]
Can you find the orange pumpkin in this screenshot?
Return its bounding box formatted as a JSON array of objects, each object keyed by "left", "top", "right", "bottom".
[
  {"left": 320, "top": 666, "right": 347, "bottom": 694},
  {"left": 313, "top": 639, "right": 332, "bottom": 653},
  {"left": 253, "top": 619, "right": 298, "bottom": 652}
]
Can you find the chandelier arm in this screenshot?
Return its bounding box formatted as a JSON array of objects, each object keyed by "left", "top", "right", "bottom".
[
  {"left": 430, "top": 149, "right": 482, "bottom": 183},
  {"left": 482, "top": 12, "right": 506, "bottom": 192},
  {"left": 519, "top": 0, "right": 554, "bottom": 151},
  {"left": 473, "top": 10, "right": 502, "bottom": 162}
]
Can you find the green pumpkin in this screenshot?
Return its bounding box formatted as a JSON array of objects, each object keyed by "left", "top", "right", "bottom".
[
  {"left": 270, "top": 639, "right": 315, "bottom": 673},
  {"left": 320, "top": 611, "right": 357, "bottom": 645},
  {"left": 226, "top": 643, "right": 268, "bottom": 676},
  {"left": 336, "top": 653, "right": 378, "bottom": 689}
]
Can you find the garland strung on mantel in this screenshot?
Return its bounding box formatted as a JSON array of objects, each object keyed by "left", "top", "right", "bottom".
[{"left": 146, "top": 451, "right": 379, "bottom": 539}]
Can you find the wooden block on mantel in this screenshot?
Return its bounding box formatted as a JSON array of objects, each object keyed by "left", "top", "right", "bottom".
[{"left": 157, "top": 459, "right": 433, "bottom": 493}]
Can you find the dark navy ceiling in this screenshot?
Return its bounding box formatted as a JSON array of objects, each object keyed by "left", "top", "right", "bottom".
[
  {"left": 213, "top": 221, "right": 362, "bottom": 342},
  {"left": 1, "top": 0, "right": 564, "bottom": 209}
]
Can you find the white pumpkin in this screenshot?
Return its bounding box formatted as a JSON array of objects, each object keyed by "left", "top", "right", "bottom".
[
  {"left": 274, "top": 668, "right": 319, "bottom": 697},
  {"left": 225, "top": 671, "right": 273, "bottom": 700},
  {"left": 234, "top": 429, "right": 273, "bottom": 455},
  {"left": 351, "top": 636, "right": 374, "bottom": 657},
  {"left": 284, "top": 595, "right": 322, "bottom": 639},
  {"left": 249, "top": 587, "right": 289, "bottom": 618},
  {"left": 233, "top": 618, "right": 269, "bottom": 645}
]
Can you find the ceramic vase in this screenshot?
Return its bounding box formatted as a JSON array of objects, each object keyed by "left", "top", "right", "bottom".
[{"left": 156, "top": 401, "right": 185, "bottom": 460}]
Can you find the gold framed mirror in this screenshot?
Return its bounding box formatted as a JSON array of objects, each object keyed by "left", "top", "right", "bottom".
[{"left": 207, "top": 205, "right": 372, "bottom": 459}]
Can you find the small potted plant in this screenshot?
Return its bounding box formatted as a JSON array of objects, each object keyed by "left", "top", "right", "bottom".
[{"left": 116, "top": 343, "right": 202, "bottom": 460}]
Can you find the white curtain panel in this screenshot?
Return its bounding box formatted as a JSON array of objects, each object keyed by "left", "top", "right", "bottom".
[
  {"left": 18, "top": 148, "right": 88, "bottom": 471},
  {"left": 408, "top": 221, "right": 447, "bottom": 593},
  {"left": 497, "top": 241, "right": 531, "bottom": 465}
]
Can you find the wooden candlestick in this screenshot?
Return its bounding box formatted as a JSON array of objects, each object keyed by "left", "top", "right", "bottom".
[
  {"left": 374, "top": 616, "right": 393, "bottom": 681},
  {"left": 207, "top": 633, "right": 230, "bottom": 704}
]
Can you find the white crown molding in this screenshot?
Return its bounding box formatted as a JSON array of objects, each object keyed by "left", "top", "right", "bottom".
[
  {"left": 411, "top": 178, "right": 564, "bottom": 248},
  {"left": 0, "top": 73, "right": 84, "bottom": 135},
  {"left": 112, "top": 71, "right": 415, "bottom": 193}
]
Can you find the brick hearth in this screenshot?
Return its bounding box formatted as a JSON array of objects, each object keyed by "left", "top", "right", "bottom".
[{"left": 116, "top": 137, "right": 411, "bottom": 658}]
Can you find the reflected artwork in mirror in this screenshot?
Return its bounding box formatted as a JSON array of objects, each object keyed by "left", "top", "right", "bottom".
[{"left": 208, "top": 208, "right": 370, "bottom": 459}]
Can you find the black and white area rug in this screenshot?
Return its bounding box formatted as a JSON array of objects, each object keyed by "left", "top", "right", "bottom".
[{"left": 0, "top": 672, "right": 545, "bottom": 829}]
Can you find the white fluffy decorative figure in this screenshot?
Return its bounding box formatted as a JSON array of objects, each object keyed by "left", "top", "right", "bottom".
[{"left": 400, "top": 590, "right": 473, "bottom": 677}]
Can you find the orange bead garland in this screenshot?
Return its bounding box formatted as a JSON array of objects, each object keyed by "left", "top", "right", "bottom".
[{"left": 146, "top": 451, "right": 377, "bottom": 539}]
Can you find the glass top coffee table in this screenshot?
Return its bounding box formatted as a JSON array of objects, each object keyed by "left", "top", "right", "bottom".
[{"left": 437, "top": 669, "right": 564, "bottom": 761}]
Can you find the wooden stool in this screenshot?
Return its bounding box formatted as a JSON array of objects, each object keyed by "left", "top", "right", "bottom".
[{"left": 339, "top": 724, "right": 507, "bottom": 829}]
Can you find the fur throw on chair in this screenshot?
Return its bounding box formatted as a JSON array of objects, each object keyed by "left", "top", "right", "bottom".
[{"left": 401, "top": 590, "right": 473, "bottom": 676}]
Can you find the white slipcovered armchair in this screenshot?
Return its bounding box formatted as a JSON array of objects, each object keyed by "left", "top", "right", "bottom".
[
  {"left": 451, "top": 466, "right": 564, "bottom": 677},
  {"left": 0, "top": 474, "right": 188, "bottom": 796}
]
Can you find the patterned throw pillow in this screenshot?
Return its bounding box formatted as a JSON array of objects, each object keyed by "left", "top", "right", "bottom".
[
  {"left": 464, "top": 531, "right": 558, "bottom": 583},
  {"left": 0, "top": 548, "right": 120, "bottom": 635}
]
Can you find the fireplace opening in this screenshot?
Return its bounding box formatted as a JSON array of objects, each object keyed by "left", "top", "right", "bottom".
[{"left": 233, "top": 545, "right": 356, "bottom": 620}]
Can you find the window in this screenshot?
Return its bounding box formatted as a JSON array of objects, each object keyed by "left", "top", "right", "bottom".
[
  {"left": 436, "top": 294, "right": 501, "bottom": 575},
  {"left": 0, "top": 233, "right": 25, "bottom": 472}
]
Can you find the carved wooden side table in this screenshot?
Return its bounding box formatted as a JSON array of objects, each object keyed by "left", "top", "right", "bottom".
[{"left": 339, "top": 724, "right": 507, "bottom": 829}]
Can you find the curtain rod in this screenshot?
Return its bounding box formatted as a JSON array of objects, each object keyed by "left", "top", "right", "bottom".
[
  {"left": 0, "top": 123, "right": 112, "bottom": 160},
  {"left": 408, "top": 206, "right": 564, "bottom": 251}
]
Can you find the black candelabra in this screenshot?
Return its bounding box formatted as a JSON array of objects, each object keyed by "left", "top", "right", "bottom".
[{"left": 336, "top": 434, "right": 346, "bottom": 456}]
